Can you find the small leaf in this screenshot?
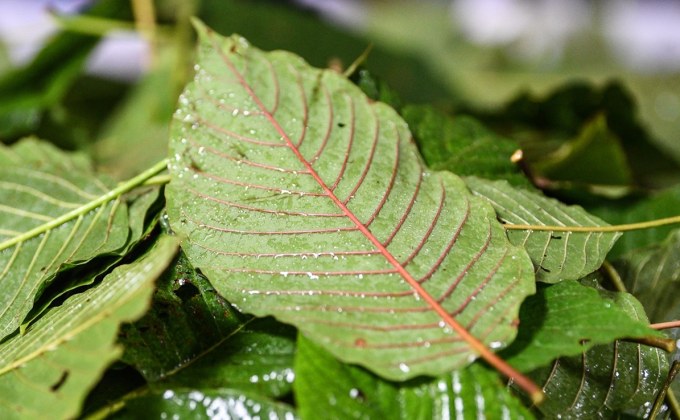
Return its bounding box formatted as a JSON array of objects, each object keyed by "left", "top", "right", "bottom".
[
  {"left": 166, "top": 24, "right": 535, "bottom": 382},
  {"left": 294, "top": 334, "right": 534, "bottom": 419},
  {"left": 111, "top": 388, "right": 296, "bottom": 419},
  {"left": 466, "top": 177, "right": 620, "bottom": 282},
  {"left": 0, "top": 235, "right": 178, "bottom": 419},
  {"left": 501, "top": 280, "right": 662, "bottom": 372}
]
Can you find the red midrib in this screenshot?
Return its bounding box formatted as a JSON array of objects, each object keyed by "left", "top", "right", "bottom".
[{"left": 216, "top": 38, "right": 541, "bottom": 401}]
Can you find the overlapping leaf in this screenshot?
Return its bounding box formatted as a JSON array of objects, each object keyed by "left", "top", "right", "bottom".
[
  {"left": 166, "top": 23, "right": 535, "bottom": 381},
  {"left": 110, "top": 388, "right": 296, "bottom": 419},
  {"left": 0, "top": 235, "right": 177, "bottom": 419},
  {"left": 120, "top": 251, "right": 296, "bottom": 398},
  {"left": 401, "top": 105, "right": 530, "bottom": 188},
  {"left": 294, "top": 335, "right": 533, "bottom": 419},
  {"left": 466, "top": 177, "right": 620, "bottom": 282},
  {"left": 527, "top": 292, "right": 669, "bottom": 419},
  {"left": 0, "top": 139, "right": 132, "bottom": 340},
  {"left": 501, "top": 280, "right": 661, "bottom": 372},
  {"left": 614, "top": 229, "right": 680, "bottom": 324}
]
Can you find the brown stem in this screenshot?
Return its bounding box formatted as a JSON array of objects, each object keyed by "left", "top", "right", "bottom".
[
  {"left": 623, "top": 336, "right": 677, "bottom": 353},
  {"left": 648, "top": 361, "right": 680, "bottom": 419}
]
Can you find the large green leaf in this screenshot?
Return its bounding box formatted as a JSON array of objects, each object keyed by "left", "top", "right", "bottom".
[
  {"left": 465, "top": 177, "right": 620, "bottom": 282},
  {"left": 294, "top": 335, "right": 533, "bottom": 419},
  {"left": 0, "top": 235, "right": 177, "bottom": 419},
  {"left": 501, "top": 280, "right": 661, "bottom": 372},
  {"left": 0, "top": 139, "right": 166, "bottom": 340},
  {"left": 166, "top": 24, "right": 535, "bottom": 382}
]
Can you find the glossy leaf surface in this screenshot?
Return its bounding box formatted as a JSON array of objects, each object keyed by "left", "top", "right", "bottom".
[
  {"left": 121, "top": 251, "right": 296, "bottom": 398},
  {"left": 0, "top": 236, "right": 177, "bottom": 419},
  {"left": 0, "top": 139, "right": 130, "bottom": 340},
  {"left": 166, "top": 24, "right": 535, "bottom": 380},
  {"left": 111, "top": 388, "right": 296, "bottom": 420},
  {"left": 501, "top": 280, "right": 661, "bottom": 372},
  {"left": 466, "top": 177, "right": 620, "bottom": 282},
  {"left": 294, "top": 335, "right": 533, "bottom": 419},
  {"left": 402, "top": 105, "right": 530, "bottom": 188}
]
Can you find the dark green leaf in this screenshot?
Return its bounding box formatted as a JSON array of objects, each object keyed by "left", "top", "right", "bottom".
[
  {"left": 501, "top": 280, "right": 661, "bottom": 372},
  {"left": 120, "top": 251, "right": 296, "bottom": 398},
  {"left": 295, "top": 335, "right": 534, "bottom": 419},
  {"left": 111, "top": 388, "right": 296, "bottom": 419},
  {"left": 402, "top": 105, "right": 530, "bottom": 187}
]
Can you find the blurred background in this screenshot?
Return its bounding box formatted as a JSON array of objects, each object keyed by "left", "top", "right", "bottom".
[{"left": 0, "top": 0, "right": 679, "bottom": 182}]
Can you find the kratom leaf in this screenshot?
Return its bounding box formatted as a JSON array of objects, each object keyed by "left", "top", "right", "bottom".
[
  {"left": 0, "top": 235, "right": 177, "bottom": 420},
  {"left": 614, "top": 229, "right": 680, "bottom": 324},
  {"left": 528, "top": 292, "right": 669, "bottom": 419},
  {"left": 294, "top": 335, "right": 533, "bottom": 419},
  {"left": 500, "top": 280, "right": 662, "bottom": 372},
  {"left": 465, "top": 177, "right": 620, "bottom": 282},
  {"left": 120, "top": 251, "right": 296, "bottom": 398},
  {"left": 110, "top": 388, "right": 296, "bottom": 419},
  {"left": 590, "top": 185, "right": 680, "bottom": 259},
  {"left": 401, "top": 105, "right": 531, "bottom": 188},
  {"left": 166, "top": 23, "right": 536, "bottom": 383},
  {"left": 0, "top": 139, "right": 167, "bottom": 340}
]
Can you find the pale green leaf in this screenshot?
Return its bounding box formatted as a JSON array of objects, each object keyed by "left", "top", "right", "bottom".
[
  {"left": 166, "top": 24, "right": 535, "bottom": 381},
  {"left": 0, "top": 235, "right": 178, "bottom": 420},
  {"left": 501, "top": 280, "right": 661, "bottom": 372},
  {"left": 465, "top": 177, "right": 620, "bottom": 282},
  {"left": 294, "top": 335, "right": 534, "bottom": 420},
  {"left": 0, "top": 139, "right": 167, "bottom": 340}
]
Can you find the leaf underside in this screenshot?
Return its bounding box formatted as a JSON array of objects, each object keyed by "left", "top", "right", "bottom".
[
  {"left": 166, "top": 23, "right": 535, "bottom": 380},
  {"left": 0, "top": 139, "right": 130, "bottom": 340},
  {"left": 0, "top": 236, "right": 178, "bottom": 420},
  {"left": 466, "top": 177, "right": 620, "bottom": 283}
]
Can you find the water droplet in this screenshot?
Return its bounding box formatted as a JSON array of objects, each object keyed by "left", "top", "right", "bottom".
[
  {"left": 398, "top": 363, "right": 410, "bottom": 373},
  {"left": 349, "top": 388, "right": 361, "bottom": 399},
  {"left": 232, "top": 109, "right": 240, "bottom": 116},
  {"left": 280, "top": 272, "right": 289, "bottom": 278},
  {"left": 198, "top": 146, "right": 205, "bottom": 155},
  {"left": 243, "top": 110, "right": 251, "bottom": 116},
  {"left": 163, "top": 390, "right": 175, "bottom": 399},
  {"left": 489, "top": 341, "right": 503, "bottom": 349},
  {"left": 307, "top": 272, "right": 319, "bottom": 280}
]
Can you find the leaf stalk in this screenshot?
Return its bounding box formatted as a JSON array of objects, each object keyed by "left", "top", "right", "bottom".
[{"left": 503, "top": 214, "right": 680, "bottom": 233}]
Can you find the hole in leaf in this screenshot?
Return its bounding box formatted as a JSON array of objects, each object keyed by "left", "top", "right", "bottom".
[{"left": 50, "top": 370, "right": 69, "bottom": 392}]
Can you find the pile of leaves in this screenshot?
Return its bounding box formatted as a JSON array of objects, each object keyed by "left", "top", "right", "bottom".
[{"left": 1, "top": 2, "right": 679, "bottom": 418}]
